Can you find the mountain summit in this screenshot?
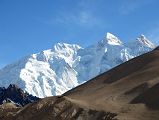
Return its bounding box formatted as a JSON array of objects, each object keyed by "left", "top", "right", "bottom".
[
  {"left": 136, "top": 34, "right": 155, "bottom": 48},
  {"left": 105, "top": 32, "right": 122, "bottom": 45},
  {"left": 0, "top": 33, "right": 156, "bottom": 97},
  {"left": 2, "top": 47, "right": 159, "bottom": 120}
]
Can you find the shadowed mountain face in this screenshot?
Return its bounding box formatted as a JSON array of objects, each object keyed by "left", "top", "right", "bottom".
[
  {"left": 1, "top": 48, "right": 159, "bottom": 120},
  {"left": 131, "top": 83, "right": 159, "bottom": 109},
  {"left": 0, "top": 84, "right": 39, "bottom": 106}
]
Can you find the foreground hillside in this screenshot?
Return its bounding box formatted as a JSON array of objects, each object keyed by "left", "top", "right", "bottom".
[{"left": 1, "top": 47, "right": 159, "bottom": 120}]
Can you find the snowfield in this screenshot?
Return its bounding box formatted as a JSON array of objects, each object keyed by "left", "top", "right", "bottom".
[{"left": 0, "top": 33, "right": 155, "bottom": 97}]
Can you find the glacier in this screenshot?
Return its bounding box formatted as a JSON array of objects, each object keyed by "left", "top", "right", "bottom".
[{"left": 0, "top": 33, "right": 156, "bottom": 98}]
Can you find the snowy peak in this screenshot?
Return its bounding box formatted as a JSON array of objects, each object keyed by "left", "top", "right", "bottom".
[
  {"left": 52, "top": 42, "right": 81, "bottom": 61},
  {"left": 0, "top": 32, "right": 156, "bottom": 98},
  {"left": 98, "top": 32, "right": 122, "bottom": 47},
  {"left": 136, "top": 34, "right": 155, "bottom": 48},
  {"left": 53, "top": 42, "right": 81, "bottom": 53},
  {"left": 105, "top": 32, "right": 122, "bottom": 45}
]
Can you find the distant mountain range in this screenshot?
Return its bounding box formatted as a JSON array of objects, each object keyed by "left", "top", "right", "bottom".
[
  {"left": 0, "top": 33, "right": 156, "bottom": 97},
  {"left": 1, "top": 45, "right": 159, "bottom": 120}
]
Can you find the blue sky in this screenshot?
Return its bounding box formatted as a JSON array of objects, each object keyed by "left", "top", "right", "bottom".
[{"left": 0, "top": 0, "right": 159, "bottom": 68}]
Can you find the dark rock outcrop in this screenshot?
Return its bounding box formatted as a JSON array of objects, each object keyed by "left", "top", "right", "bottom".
[{"left": 0, "top": 84, "right": 39, "bottom": 106}]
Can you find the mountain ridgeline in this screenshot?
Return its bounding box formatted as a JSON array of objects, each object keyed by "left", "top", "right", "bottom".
[
  {"left": 1, "top": 44, "right": 159, "bottom": 120},
  {"left": 0, "top": 33, "right": 156, "bottom": 97}
]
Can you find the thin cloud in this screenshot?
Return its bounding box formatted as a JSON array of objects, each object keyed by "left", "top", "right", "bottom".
[
  {"left": 53, "top": 10, "right": 101, "bottom": 27},
  {"left": 79, "top": 11, "right": 91, "bottom": 24},
  {"left": 44, "top": 0, "right": 103, "bottom": 27},
  {"left": 119, "top": 2, "right": 139, "bottom": 15},
  {"left": 119, "top": 0, "right": 156, "bottom": 15},
  {"left": 0, "top": 63, "right": 5, "bottom": 69},
  {"left": 146, "top": 27, "right": 159, "bottom": 45}
]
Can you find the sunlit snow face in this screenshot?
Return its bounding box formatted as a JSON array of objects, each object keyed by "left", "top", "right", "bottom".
[{"left": 0, "top": 33, "right": 155, "bottom": 97}]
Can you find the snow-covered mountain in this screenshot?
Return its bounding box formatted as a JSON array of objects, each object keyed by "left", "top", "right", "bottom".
[{"left": 0, "top": 33, "right": 156, "bottom": 97}]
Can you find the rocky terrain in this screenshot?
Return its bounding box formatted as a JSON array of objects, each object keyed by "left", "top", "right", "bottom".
[{"left": 0, "top": 84, "right": 39, "bottom": 106}]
